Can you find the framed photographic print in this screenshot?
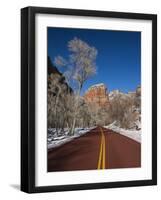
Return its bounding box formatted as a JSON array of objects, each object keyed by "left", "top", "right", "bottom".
[{"left": 21, "top": 6, "right": 157, "bottom": 193}]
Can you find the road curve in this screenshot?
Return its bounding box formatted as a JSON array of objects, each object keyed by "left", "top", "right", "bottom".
[{"left": 48, "top": 126, "right": 141, "bottom": 172}]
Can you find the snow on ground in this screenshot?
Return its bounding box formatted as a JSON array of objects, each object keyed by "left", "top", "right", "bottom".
[
  {"left": 47, "top": 122, "right": 141, "bottom": 150},
  {"left": 104, "top": 121, "right": 141, "bottom": 143},
  {"left": 48, "top": 127, "right": 95, "bottom": 149}
]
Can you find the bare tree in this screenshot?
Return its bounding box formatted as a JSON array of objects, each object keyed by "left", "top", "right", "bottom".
[
  {"left": 54, "top": 37, "right": 98, "bottom": 135},
  {"left": 108, "top": 95, "right": 138, "bottom": 129}
]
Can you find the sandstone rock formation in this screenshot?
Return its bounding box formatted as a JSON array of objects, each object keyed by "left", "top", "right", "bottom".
[{"left": 84, "top": 83, "right": 109, "bottom": 107}]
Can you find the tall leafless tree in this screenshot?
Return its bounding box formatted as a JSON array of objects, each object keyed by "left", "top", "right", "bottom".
[{"left": 54, "top": 37, "right": 98, "bottom": 135}]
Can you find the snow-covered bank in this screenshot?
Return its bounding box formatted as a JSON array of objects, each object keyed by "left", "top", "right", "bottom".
[
  {"left": 104, "top": 122, "right": 141, "bottom": 143},
  {"left": 48, "top": 127, "right": 95, "bottom": 149}
]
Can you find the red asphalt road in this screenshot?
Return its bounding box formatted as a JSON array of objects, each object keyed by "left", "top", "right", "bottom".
[{"left": 48, "top": 126, "right": 141, "bottom": 172}]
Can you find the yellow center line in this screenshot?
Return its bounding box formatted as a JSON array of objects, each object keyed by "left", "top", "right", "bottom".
[
  {"left": 97, "top": 134, "right": 103, "bottom": 169},
  {"left": 97, "top": 127, "right": 106, "bottom": 169}
]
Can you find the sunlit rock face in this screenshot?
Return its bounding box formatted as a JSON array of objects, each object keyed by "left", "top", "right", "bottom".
[
  {"left": 136, "top": 85, "right": 141, "bottom": 97},
  {"left": 84, "top": 83, "right": 109, "bottom": 107}
]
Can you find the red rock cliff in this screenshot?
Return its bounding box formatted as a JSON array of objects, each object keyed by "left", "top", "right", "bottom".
[{"left": 84, "top": 83, "right": 109, "bottom": 107}]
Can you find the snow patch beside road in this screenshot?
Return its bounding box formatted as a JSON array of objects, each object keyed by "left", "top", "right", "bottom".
[
  {"left": 104, "top": 122, "right": 141, "bottom": 143},
  {"left": 48, "top": 127, "right": 95, "bottom": 149}
]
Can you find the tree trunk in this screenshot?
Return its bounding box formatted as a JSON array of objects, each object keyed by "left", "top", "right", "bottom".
[{"left": 69, "top": 85, "right": 82, "bottom": 135}]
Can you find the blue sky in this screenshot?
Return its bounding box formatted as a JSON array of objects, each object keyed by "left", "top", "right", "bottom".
[{"left": 48, "top": 27, "right": 141, "bottom": 95}]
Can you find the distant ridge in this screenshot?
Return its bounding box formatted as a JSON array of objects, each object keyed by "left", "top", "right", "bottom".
[
  {"left": 48, "top": 56, "right": 62, "bottom": 75},
  {"left": 48, "top": 56, "right": 73, "bottom": 93}
]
